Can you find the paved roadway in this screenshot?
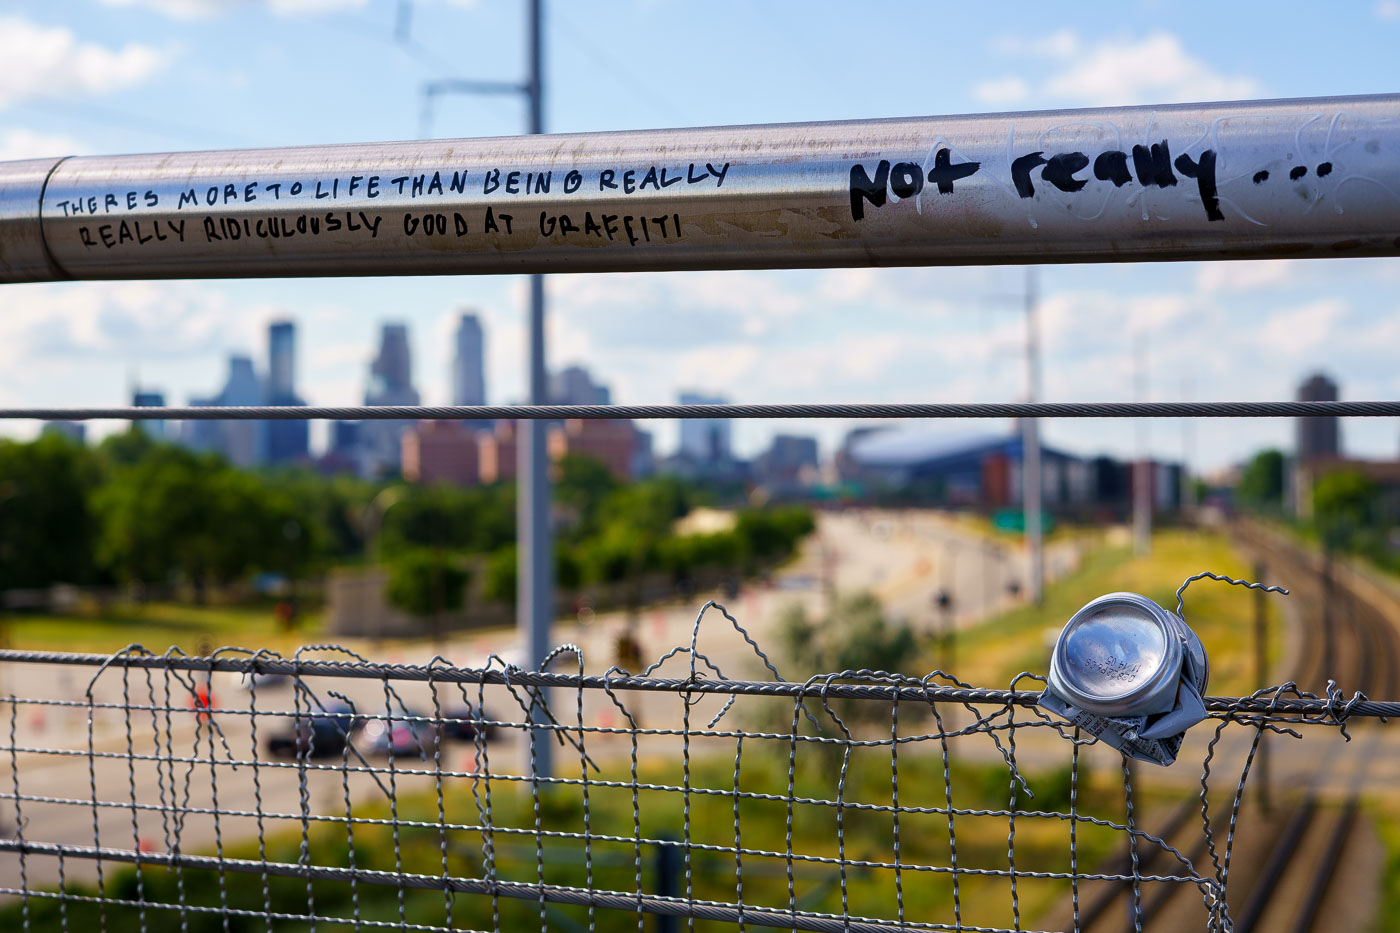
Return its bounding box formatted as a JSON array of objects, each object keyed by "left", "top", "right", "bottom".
[{"left": 0, "top": 508, "right": 1088, "bottom": 896}]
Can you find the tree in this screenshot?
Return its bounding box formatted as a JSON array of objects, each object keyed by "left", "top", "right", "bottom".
[
  {"left": 386, "top": 549, "right": 471, "bottom": 618},
  {"left": 377, "top": 484, "right": 515, "bottom": 558},
  {"left": 554, "top": 454, "right": 619, "bottom": 533},
  {"left": 1313, "top": 470, "right": 1375, "bottom": 544},
  {"left": 1238, "top": 449, "right": 1285, "bottom": 508},
  {"left": 779, "top": 591, "right": 921, "bottom": 734},
  {"left": 483, "top": 545, "right": 517, "bottom": 606},
  {"left": 781, "top": 592, "right": 919, "bottom": 678},
  {"left": 94, "top": 446, "right": 296, "bottom": 596},
  {"left": 0, "top": 434, "right": 101, "bottom": 589}
]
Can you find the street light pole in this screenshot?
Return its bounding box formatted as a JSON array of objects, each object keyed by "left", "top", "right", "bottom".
[
  {"left": 412, "top": 0, "right": 551, "bottom": 776},
  {"left": 1133, "top": 334, "right": 1153, "bottom": 556},
  {"left": 1022, "top": 267, "right": 1044, "bottom": 606},
  {"left": 517, "top": 0, "right": 554, "bottom": 779}
]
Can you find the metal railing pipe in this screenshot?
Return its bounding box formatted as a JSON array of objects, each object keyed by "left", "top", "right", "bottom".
[{"left": 2, "top": 94, "right": 1398, "bottom": 283}]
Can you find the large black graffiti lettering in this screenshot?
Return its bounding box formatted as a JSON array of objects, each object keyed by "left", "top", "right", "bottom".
[
  {"left": 1013, "top": 140, "right": 1220, "bottom": 221},
  {"left": 855, "top": 138, "right": 1227, "bottom": 223},
  {"left": 849, "top": 149, "right": 981, "bottom": 221}
]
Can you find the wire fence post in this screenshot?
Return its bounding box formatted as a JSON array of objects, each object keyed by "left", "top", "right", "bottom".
[
  {"left": 655, "top": 834, "right": 679, "bottom": 933},
  {"left": 1322, "top": 542, "right": 1335, "bottom": 691},
  {"left": 1254, "top": 559, "right": 1271, "bottom": 815}
]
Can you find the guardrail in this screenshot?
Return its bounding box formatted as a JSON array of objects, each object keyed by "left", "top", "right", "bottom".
[{"left": 3, "top": 94, "right": 1398, "bottom": 282}]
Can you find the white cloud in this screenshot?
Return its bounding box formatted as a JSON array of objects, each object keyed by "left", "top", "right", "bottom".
[
  {"left": 1195, "top": 259, "right": 1297, "bottom": 295},
  {"left": 1377, "top": 0, "right": 1400, "bottom": 20},
  {"left": 0, "top": 282, "right": 265, "bottom": 365},
  {"left": 0, "top": 128, "right": 84, "bottom": 161},
  {"left": 973, "top": 77, "right": 1030, "bottom": 107},
  {"left": 97, "top": 0, "right": 410, "bottom": 17},
  {"left": 1047, "top": 33, "right": 1260, "bottom": 106},
  {"left": 992, "top": 29, "right": 1080, "bottom": 60},
  {"left": 977, "top": 30, "right": 1261, "bottom": 110},
  {"left": 0, "top": 16, "right": 168, "bottom": 110},
  {"left": 1256, "top": 298, "right": 1349, "bottom": 357}
]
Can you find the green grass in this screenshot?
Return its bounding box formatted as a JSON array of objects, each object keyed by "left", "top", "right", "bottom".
[
  {"left": 949, "top": 527, "right": 1284, "bottom": 697},
  {"left": 0, "top": 751, "right": 1126, "bottom": 932},
  {"left": 0, "top": 601, "right": 323, "bottom": 655}
]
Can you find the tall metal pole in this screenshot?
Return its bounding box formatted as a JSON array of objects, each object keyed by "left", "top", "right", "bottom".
[
  {"left": 1181, "top": 376, "right": 1196, "bottom": 514},
  {"left": 1133, "top": 334, "right": 1153, "bottom": 556},
  {"left": 1253, "top": 560, "right": 1271, "bottom": 814},
  {"left": 517, "top": 0, "right": 552, "bottom": 778},
  {"left": 1022, "top": 267, "right": 1043, "bottom": 606}
]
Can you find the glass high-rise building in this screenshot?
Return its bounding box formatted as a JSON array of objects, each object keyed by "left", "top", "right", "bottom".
[
  {"left": 268, "top": 320, "right": 296, "bottom": 399},
  {"left": 678, "top": 391, "right": 732, "bottom": 465},
  {"left": 453, "top": 312, "right": 486, "bottom": 407},
  {"left": 362, "top": 323, "right": 421, "bottom": 476},
  {"left": 369, "top": 324, "right": 415, "bottom": 401},
  {"left": 265, "top": 319, "right": 309, "bottom": 465}
]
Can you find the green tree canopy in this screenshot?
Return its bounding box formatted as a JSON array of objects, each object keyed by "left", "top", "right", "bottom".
[
  {"left": 1313, "top": 469, "right": 1376, "bottom": 542},
  {"left": 1238, "top": 449, "right": 1285, "bottom": 508},
  {"left": 386, "top": 548, "right": 471, "bottom": 617},
  {"left": 0, "top": 434, "right": 101, "bottom": 589}
]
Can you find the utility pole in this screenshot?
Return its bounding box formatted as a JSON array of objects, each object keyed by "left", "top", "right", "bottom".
[
  {"left": 1133, "top": 334, "right": 1152, "bottom": 556},
  {"left": 1022, "top": 267, "right": 1044, "bottom": 605},
  {"left": 416, "top": 0, "right": 551, "bottom": 776},
  {"left": 519, "top": 0, "right": 553, "bottom": 779},
  {"left": 1181, "top": 376, "right": 1196, "bottom": 514}
]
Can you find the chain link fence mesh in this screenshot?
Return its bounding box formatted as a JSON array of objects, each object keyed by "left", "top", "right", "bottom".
[{"left": 0, "top": 602, "right": 1379, "bottom": 933}]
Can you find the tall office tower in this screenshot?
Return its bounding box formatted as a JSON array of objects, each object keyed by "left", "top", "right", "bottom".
[
  {"left": 1296, "top": 372, "right": 1340, "bottom": 461},
  {"left": 678, "top": 391, "right": 733, "bottom": 465},
  {"left": 132, "top": 388, "right": 167, "bottom": 440},
  {"left": 268, "top": 320, "right": 296, "bottom": 398},
  {"left": 453, "top": 312, "right": 487, "bottom": 407},
  {"left": 370, "top": 323, "right": 415, "bottom": 399},
  {"left": 363, "top": 323, "right": 422, "bottom": 476},
  {"left": 265, "top": 319, "right": 309, "bottom": 464},
  {"left": 188, "top": 354, "right": 264, "bottom": 467}
]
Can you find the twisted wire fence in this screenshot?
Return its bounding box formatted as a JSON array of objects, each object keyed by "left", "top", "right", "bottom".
[{"left": 0, "top": 601, "right": 1385, "bottom": 933}]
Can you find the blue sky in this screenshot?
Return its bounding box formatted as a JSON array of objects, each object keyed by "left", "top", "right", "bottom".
[{"left": 2, "top": 0, "right": 1399, "bottom": 470}]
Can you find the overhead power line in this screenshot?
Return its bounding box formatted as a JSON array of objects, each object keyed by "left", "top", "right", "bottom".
[{"left": 4, "top": 400, "right": 1398, "bottom": 422}]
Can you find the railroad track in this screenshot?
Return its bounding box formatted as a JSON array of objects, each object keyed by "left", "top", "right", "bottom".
[{"left": 1063, "top": 521, "right": 1399, "bottom": 932}]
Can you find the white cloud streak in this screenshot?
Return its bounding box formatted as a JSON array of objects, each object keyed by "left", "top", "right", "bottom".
[
  {"left": 976, "top": 30, "right": 1261, "bottom": 108},
  {"left": 0, "top": 128, "right": 85, "bottom": 161},
  {"left": 0, "top": 16, "right": 169, "bottom": 110}
]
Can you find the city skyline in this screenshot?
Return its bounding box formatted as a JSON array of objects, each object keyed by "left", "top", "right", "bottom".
[{"left": 105, "top": 309, "right": 1371, "bottom": 472}]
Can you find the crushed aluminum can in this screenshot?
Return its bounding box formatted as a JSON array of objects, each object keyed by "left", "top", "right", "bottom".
[{"left": 1039, "top": 591, "right": 1209, "bottom": 766}]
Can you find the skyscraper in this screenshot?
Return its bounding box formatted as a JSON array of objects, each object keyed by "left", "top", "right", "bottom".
[
  {"left": 369, "top": 324, "right": 415, "bottom": 401},
  {"left": 265, "top": 319, "right": 309, "bottom": 464},
  {"left": 187, "top": 354, "right": 264, "bottom": 467},
  {"left": 132, "top": 388, "right": 167, "bottom": 440},
  {"left": 453, "top": 312, "right": 486, "bottom": 407},
  {"left": 268, "top": 320, "right": 296, "bottom": 399},
  {"left": 678, "top": 391, "right": 732, "bottom": 465},
  {"left": 1297, "top": 372, "right": 1340, "bottom": 461},
  {"left": 362, "top": 323, "right": 421, "bottom": 476}
]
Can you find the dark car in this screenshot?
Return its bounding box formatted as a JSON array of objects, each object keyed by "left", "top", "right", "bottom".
[
  {"left": 440, "top": 706, "right": 496, "bottom": 743},
  {"left": 265, "top": 703, "right": 362, "bottom": 759},
  {"left": 359, "top": 710, "right": 436, "bottom": 759}
]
